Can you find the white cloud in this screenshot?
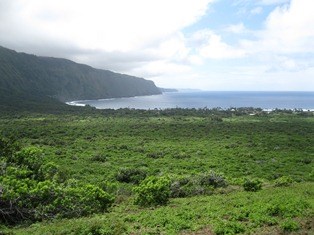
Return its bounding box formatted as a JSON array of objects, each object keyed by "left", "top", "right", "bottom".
[
  {"left": 258, "top": 0, "right": 290, "bottom": 5},
  {"left": 250, "top": 7, "right": 263, "bottom": 15},
  {"left": 0, "top": 0, "right": 213, "bottom": 78},
  {"left": 258, "top": 0, "right": 314, "bottom": 54},
  {"left": 235, "top": 0, "right": 290, "bottom": 6},
  {"left": 236, "top": 0, "right": 314, "bottom": 73},
  {"left": 147, "top": 33, "right": 190, "bottom": 61},
  {"left": 0, "top": 0, "right": 212, "bottom": 52},
  {"left": 192, "top": 30, "right": 246, "bottom": 59},
  {"left": 131, "top": 60, "right": 192, "bottom": 78},
  {"left": 0, "top": 0, "right": 313, "bottom": 91},
  {"left": 225, "top": 23, "right": 246, "bottom": 34},
  {"left": 183, "top": 0, "right": 314, "bottom": 90},
  {"left": 264, "top": 55, "right": 314, "bottom": 72}
]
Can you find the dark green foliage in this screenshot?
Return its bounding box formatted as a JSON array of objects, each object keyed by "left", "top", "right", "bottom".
[
  {"left": 199, "top": 171, "right": 228, "bottom": 188},
  {"left": 0, "top": 45, "right": 161, "bottom": 110},
  {"left": 300, "top": 158, "right": 312, "bottom": 164},
  {"left": 4, "top": 183, "right": 312, "bottom": 235},
  {"left": 46, "top": 181, "right": 113, "bottom": 218},
  {"left": 170, "top": 179, "right": 189, "bottom": 198},
  {"left": 13, "top": 147, "right": 44, "bottom": 173},
  {"left": 274, "top": 176, "right": 294, "bottom": 187},
  {"left": 90, "top": 154, "right": 108, "bottom": 162},
  {"left": 169, "top": 172, "right": 226, "bottom": 198},
  {"left": 0, "top": 137, "right": 19, "bottom": 158},
  {"left": 0, "top": 141, "right": 114, "bottom": 225},
  {"left": 133, "top": 176, "right": 171, "bottom": 206},
  {"left": 147, "top": 151, "right": 165, "bottom": 159},
  {"left": 116, "top": 168, "right": 147, "bottom": 184},
  {"left": 170, "top": 176, "right": 206, "bottom": 198},
  {"left": 243, "top": 178, "right": 263, "bottom": 192},
  {"left": 0, "top": 109, "right": 313, "bottom": 234},
  {"left": 38, "top": 161, "right": 60, "bottom": 181}
]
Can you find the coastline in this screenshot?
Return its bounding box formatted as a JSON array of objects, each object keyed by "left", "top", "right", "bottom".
[{"left": 66, "top": 91, "right": 314, "bottom": 111}]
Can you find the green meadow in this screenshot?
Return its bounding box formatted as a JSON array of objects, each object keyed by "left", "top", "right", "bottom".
[{"left": 0, "top": 108, "right": 313, "bottom": 234}]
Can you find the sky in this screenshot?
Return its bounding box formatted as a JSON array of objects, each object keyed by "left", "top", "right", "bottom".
[{"left": 0, "top": 0, "right": 314, "bottom": 91}]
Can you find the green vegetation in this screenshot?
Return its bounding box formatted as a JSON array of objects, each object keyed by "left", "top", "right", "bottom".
[
  {"left": 0, "top": 139, "right": 113, "bottom": 225},
  {"left": 0, "top": 45, "right": 161, "bottom": 108},
  {"left": 0, "top": 107, "right": 313, "bottom": 234},
  {"left": 133, "top": 176, "right": 171, "bottom": 207},
  {"left": 242, "top": 178, "right": 263, "bottom": 192}
]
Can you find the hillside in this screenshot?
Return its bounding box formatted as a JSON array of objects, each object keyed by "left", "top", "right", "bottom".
[
  {"left": 1, "top": 109, "right": 313, "bottom": 234},
  {"left": 0, "top": 46, "right": 161, "bottom": 108}
]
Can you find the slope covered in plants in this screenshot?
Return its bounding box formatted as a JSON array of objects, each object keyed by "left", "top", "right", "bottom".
[{"left": 0, "top": 108, "right": 313, "bottom": 234}]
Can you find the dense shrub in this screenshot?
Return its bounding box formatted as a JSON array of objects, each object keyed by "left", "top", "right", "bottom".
[
  {"left": 13, "top": 147, "right": 44, "bottom": 173},
  {"left": 170, "top": 178, "right": 190, "bottom": 198},
  {"left": 0, "top": 137, "right": 19, "bottom": 157},
  {"left": 300, "top": 158, "right": 312, "bottom": 164},
  {"left": 0, "top": 140, "right": 114, "bottom": 225},
  {"left": 52, "top": 182, "right": 113, "bottom": 218},
  {"left": 243, "top": 178, "right": 262, "bottom": 192},
  {"left": 1, "top": 178, "right": 114, "bottom": 224},
  {"left": 169, "top": 171, "right": 227, "bottom": 198},
  {"left": 98, "top": 180, "right": 119, "bottom": 195},
  {"left": 170, "top": 176, "right": 214, "bottom": 198},
  {"left": 38, "top": 161, "right": 60, "bottom": 181},
  {"left": 90, "top": 154, "right": 108, "bottom": 162},
  {"left": 133, "top": 176, "right": 171, "bottom": 206},
  {"left": 274, "top": 176, "right": 294, "bottom": 187},
  {"left": 116, "top": 168, "right": 147, "bottom": 184},
  {"left": 147, "top": 152, "right": 165, "bottom": 159},
  {"left": 199, "top": 171, "right": 228, "bottom": 188}
]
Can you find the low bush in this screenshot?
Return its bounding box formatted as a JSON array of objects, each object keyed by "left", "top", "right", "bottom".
[
  {"left": 169, "top": 171, "right": 227, "bottom": 198},
  {"left": 170, "top": 176, "right": 214, "bottom": 198},
  {"left": 280, "top": 219, "right": 300, "bottom": 232},
  {"left": 0, "top": 137, "right": 19, "bottom": 157},
  {"left": 300, "top": 158, "right": 312, "bottom": 164},
  {"left": 199, "top": 171, "right": 228, "bottom": 188},
  {"left": 0, "top": 140, "right": 114, "bottom": 225},
  {"left": 243, "top": 178, "right": 262, "bottom": 192},
  {"left": 90, "top": 154, "right": 108, "bottom": 162},
  {"left": 116, "top": 168, "right": 147, "bottom": 184},
  {"left": 214, "top": 220, "right": 245, "bottom": 235},
  {"left": 147, "top": 152, "right": 165, "bottom": 159},
  {"left": 133, "top": 176, "right": 171, "bottom": 207},
  {"left": 170, "top": 178, "right": 190, "bottom": 198},
  {"left": 274, "top": 176, "right": 294, "bottom": 187},
  {"left": 264, "top": 198, "right": 309, "bottom": 218},
  {"left": 172, "top": 152, "right": 191, "bottom": 159}
]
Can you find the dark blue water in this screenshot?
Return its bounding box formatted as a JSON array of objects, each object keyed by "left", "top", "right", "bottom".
[{"left": 68, "top": 91, "right": 314, "bottom": 110}]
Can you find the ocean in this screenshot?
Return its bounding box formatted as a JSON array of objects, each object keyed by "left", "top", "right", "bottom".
[{"left": 67, "top": 91, "right": 314, "bottom": 110}]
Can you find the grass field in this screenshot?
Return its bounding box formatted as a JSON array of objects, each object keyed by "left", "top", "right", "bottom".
[{"left": 0, "top": 108, "right": 313, "bottom": 234}]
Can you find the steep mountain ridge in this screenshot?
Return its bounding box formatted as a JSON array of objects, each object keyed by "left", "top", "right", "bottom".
[{"left": 0, "top": 46, "right": 161, "bottom": 106}]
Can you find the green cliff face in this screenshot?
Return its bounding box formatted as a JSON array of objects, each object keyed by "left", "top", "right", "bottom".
[{"left": 0, "top": 46, "right": 161, "bottom": 104}]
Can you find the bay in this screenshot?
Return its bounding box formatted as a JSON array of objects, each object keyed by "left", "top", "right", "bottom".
[{"left": 68, "top": 91, "right": 314, "bottom": 110}]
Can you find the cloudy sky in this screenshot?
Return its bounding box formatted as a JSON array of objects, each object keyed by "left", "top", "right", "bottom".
[{"left": 1, "top": 0, "right": 313, "bottom": 90}]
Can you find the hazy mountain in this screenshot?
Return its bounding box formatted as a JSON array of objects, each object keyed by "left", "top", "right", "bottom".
[
  {"left": 0, "top": 46, "right": 161, "bottom": 108},
  {"left": 158, "top": 87, "right": 178, "bottom": 92}
]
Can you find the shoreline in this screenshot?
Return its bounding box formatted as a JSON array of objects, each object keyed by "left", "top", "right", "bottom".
[
  {"left": 66, "top": 101, "right": 314, "bottom": 112},
  {"left": 66, "top": 91, "right": 314, "bottom": 111}
]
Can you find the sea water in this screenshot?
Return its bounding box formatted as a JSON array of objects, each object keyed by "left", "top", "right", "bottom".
[{"left": 68, "top": 91, "right": 314, "bottom": 110}]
